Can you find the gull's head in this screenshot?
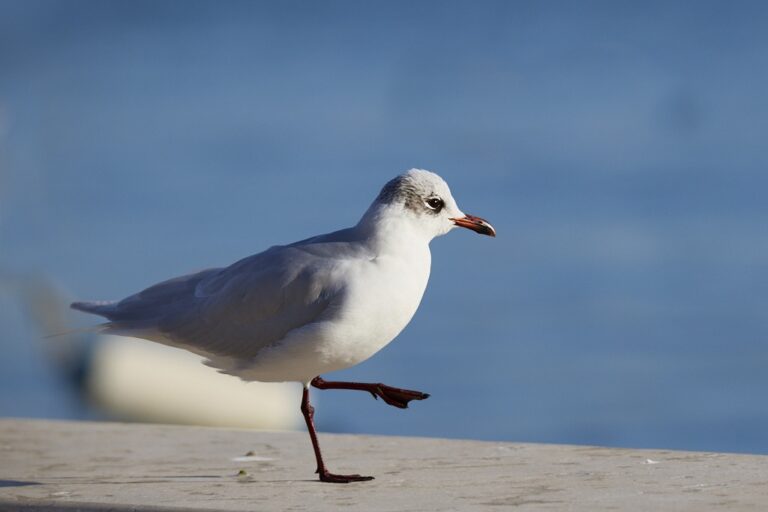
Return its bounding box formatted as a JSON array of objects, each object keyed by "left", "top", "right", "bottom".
[{"left": 366, "top": 169, "right": 496, "bottom": 241}]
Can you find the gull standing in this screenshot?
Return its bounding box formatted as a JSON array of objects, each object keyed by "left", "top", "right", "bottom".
[{"left": 72, "top": 169, "right": 495, "bottom": 483}]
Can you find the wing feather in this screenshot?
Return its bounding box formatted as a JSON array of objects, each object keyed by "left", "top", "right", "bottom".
[{"left": 103, "top": 245, "right": 342, "bottom": 360}]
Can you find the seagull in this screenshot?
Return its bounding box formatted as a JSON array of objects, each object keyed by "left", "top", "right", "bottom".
[{"left": 72, "top": 169, "right": 495, "bottom": 483}]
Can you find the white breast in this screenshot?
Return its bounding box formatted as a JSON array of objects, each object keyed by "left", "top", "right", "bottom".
[{"left": 321, "top": 246, "right": 432, "bottom": 367}]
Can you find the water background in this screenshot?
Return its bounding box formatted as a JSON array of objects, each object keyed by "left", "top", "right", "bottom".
[{"left": 2, "top": 0, "right": 768, "bottom": 454}]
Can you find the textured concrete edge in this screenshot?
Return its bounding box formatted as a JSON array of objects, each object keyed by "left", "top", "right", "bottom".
[
  {"left": 0, "top": 499, "right": 203, "bottom": 512},
  {"left": 4, "top": 416, "right": 764, "bottom": 458}
]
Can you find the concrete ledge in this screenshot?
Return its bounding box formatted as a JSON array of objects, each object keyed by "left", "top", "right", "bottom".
[{"left": 1, "top": 419, "right": 767, "bottom": 511}]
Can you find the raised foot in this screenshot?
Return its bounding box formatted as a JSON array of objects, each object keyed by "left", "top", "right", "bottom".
[
  {"left": 309, "top": 377, "right": 430, "bottom": 409},
  {"left": 372, "top": 384, "right": 430, "bottom": 409},
  {"left": 319, "top": 470, "right": 375, "bottom": 483}
]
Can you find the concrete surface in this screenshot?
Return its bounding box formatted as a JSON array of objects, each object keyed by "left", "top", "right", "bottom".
[{"left": 1, "top": 419, "right": 767, "bottom": 511}]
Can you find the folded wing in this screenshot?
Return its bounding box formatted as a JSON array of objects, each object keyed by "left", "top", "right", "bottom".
[{"left": 73, "top": 245, "right": 341, "bottom": 361}]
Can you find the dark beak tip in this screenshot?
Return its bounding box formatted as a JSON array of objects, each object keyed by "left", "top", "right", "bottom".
[{"left": 481, "top": 226, "right": 496, "bottom": 237}]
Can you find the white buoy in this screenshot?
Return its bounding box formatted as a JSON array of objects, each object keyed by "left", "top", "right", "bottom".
[{"left": 87, "top": 335, "right": 302, "bottom": 429}]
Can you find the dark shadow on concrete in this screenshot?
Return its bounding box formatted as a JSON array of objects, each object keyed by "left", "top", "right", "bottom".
[{"left": 0, "top": 480, "right": 41, "bottom": 488}]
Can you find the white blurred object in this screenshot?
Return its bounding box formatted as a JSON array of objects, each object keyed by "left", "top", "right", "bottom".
[
  {"left": 5, "top": 273, "right": 301, "bottom": 430},
  {"left": 87, "top": 335, "right": 302, "bottom": 429}
]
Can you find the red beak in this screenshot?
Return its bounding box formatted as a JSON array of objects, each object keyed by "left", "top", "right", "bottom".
[{"left": 450, "top": 214, "right": 496, "bottom": 237}]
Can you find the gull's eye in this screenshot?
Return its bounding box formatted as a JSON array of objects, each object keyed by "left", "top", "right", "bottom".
[{"left": 425, "top": 197, "right": 444, "bottom": 212}]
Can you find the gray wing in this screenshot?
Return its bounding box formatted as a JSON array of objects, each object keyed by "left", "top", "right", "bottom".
[{"left": 73, "top": 245, "right": 343, "bottom": 360}]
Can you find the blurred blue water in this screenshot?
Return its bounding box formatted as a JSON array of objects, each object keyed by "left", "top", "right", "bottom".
[{"left": 1, "top": 1, "right": 767, "bottom": 453}]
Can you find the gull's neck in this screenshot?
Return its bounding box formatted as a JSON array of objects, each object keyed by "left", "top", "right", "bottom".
[{"left": 356, "top": 202, "right": 431, "bottom": 256}]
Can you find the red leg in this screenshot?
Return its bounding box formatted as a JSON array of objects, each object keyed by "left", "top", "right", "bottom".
[
  {"left": 311, "top": 376, "right": 430, "bottom": 409},
  {"left": 300, "top": 385, "right": 374, "bottom": 483}
]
